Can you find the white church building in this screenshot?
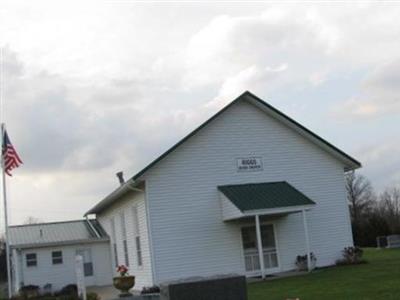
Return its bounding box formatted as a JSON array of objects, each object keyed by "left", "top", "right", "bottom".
[
  {"left": 86, "top": 91, "right": 361, "bottom": 289},
  {"left": 9, "top": 91, "right": 361, "bottom": 292}
]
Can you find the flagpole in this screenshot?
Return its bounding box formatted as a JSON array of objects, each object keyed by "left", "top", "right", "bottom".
[
  {"left": 1, "top": 48, "right": 13, "bottom": 298},
  {"left": 1, "top": 124, "right": 12, "bottom": 298}
]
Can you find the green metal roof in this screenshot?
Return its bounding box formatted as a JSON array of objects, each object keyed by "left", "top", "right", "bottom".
[{"left": 218, "top": 181, "right": 315, "bottom": 212}]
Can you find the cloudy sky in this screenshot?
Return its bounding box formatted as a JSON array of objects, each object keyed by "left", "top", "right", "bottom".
[{"left": 0, "top": 1, "right": 399, "bottom": 226}]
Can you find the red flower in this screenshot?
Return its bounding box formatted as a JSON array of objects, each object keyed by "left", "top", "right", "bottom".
[{"left": 116, "top": 265, "right": 129, "bottom": 276}]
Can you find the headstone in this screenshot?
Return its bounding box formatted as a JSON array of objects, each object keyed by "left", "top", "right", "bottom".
[
  {"left": 387, "top": 235, "right": 400, "bottom": 248},
  {"left": 160, "top": 275, "right": 247, "bottom": 300},
  {"left": 111, "top": 295, "right": 160, "bottom": 300},
  {"left": 376, "top": 236, "right": 387, "bottom": 248}
]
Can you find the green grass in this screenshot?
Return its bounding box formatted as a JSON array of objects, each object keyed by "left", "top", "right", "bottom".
[{"left": 248, "top": 248, "right": 400, "bottom": 300}]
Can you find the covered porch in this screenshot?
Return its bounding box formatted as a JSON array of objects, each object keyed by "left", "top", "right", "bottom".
[{"left": 218, "top": 181, "right": 316, "bottom": 279}]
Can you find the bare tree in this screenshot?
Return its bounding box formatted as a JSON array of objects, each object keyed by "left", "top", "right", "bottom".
[
  {"left": 0, "top": 235, "right": 4, "bottom": 252},
  {"left": 379, "top": 187, "right": 400, "bottom": 233},
  {"left": 23, "top": 216, "right": 43, "bottom": 225},
  {"left": 345, "top": 171, "right": 376, "bottom": 226},
  {"left": 0, "top": 235, "right": 6, "bottom": 281}
]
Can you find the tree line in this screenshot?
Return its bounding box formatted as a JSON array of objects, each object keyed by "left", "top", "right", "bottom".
[
  {"left": 346, "top": 171, "right": 400, "bottom": 247},
  {"left": 0, "top": 237, "right": 6, "bottom": 281}
]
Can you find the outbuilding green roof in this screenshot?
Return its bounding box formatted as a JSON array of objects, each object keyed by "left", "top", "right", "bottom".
[{"left": 218, "top": 181, "right": 315, "bottom": 212}]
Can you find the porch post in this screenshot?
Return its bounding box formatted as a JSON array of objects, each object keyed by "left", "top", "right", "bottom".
[
  {"left": 255, "top": 214, "right": 266, "bottom": 279},
  {"left": 302, "top": 209, "right": 311, "bottom": 272}
]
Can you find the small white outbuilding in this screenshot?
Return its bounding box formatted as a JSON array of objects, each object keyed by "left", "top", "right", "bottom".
[{"left": 8, "top": 219, "right": 112, "bottom": 295}]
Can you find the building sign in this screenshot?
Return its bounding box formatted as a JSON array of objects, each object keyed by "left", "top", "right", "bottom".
[{"left": 236, "top": 157, "right": 263, "bottom": 172}]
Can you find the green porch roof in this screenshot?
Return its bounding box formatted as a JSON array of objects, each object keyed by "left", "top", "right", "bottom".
[{"left": 218, "top": 181, "right": 315, "bottom": 212}]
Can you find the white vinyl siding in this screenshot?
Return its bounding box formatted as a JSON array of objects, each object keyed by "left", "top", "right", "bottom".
[
  {"left": 144, "top": 100, "right": 354, "bottom": 283},
  {"left": 97, "top": 190, "right": 153, "bottom": 290}
]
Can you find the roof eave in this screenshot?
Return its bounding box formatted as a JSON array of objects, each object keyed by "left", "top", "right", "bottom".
[
  {"left": 10, "top": 237, "right": 110, "bottom": 250},
  {"left": 85, "top": 179, "right": 142, "bottom": 216},
  {"left": 245, "top": 92, "right": 362, "bottom": 171}
]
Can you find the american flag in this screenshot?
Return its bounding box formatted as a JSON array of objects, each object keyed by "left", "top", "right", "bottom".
[{"left": 2, "top": 129, "right": 22, "bottom": 176}]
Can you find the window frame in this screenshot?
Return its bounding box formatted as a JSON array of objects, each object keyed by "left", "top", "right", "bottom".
[
  {"left": 110, "top": 217, "right": 118, "bottom": 267},
  {"left": 132, "top": 206, "right": 143, "bottom": 267},
  {"left": 120, "top": 211, "right": 129, "bottom": 267},
  {"left": 26, "top": 253, "right": 37, "bottom": 267},
  {"left": 52, "top": 251, "right": 63, "bottom": 265}
]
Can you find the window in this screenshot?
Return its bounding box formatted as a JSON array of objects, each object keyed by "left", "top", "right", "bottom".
[
  {"left": 110, "top": 218, "right": 118, "bottom": 267},
  {"left": 26, "top": 253, "right": 37, "bottom": 267},
  {"left": 52, "top": 251, "right": 63, "bottom": 265},
  {"left": 120, "top": 212, "right": 129, "bottom": 266},
  {"left": 241, "top": 224, "right": 278, "bottom": 272},
  {"left": 135, "top": 236, "right": 142, "bottom": 266},
  {"left": 241, "top": 227, "right": 257, "bottom": 250},
  {"left": 132, "top": 206, "right": 142, "bottom": 267},
  {"left": 76, "top": 249, "right": 93, "bottom": 277}
]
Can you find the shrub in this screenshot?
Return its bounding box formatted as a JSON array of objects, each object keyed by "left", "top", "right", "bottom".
[
  {"left": 19, "top": 286, "right": 40, "bottom": 292},
  {"left": 57, "top": 296, "right": 78, "bottom": 300},
  {"left": 86, "top": 292, "right": 100, "bottom": 300},
  {"left": 19, "top": 285, "right": 40, "bottom": 299},
  {"left": 336, "top": 246, "right": 366, "bottom": 265},
  {"left": 54, "top": 284, "right": 78, "bottom": 300},
  {"left": 141, "top": 286, "right": 160, "bottom": 295},
  {"left": 295, "top": 252, "right": 316, "bottom": 271},
  {"left": 11, "top": 285, "right": 98, "bottom": 300},
  {"left": 58, "top": 284, "right": 77, "bottom": 297},
  {"left": 42, "top": 284, "right": 52, "bottom": 296}
]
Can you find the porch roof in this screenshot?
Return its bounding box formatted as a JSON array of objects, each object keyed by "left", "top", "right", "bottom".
[{"left": 218, "top": 181, "right": 315, "bottom": 212}]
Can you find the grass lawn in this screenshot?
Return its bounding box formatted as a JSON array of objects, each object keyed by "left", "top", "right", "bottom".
[
  {"left": 0, "top": 282, "right": 5, "bottom": 299},
  {"left": 248, "top": 248, "right": 400, "bottom": 300}
]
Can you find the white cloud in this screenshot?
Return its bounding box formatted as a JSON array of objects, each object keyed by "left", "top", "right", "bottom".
[
  {"left": 355, "top": 141, "right": 400, "bottom": 192},
  {"left": 1, "top": 3, "right": 400, "bottom": 224},
  {"left": 208, "top": 64, "right": 288, "bottom": 109},
  {"left": 334, "top": 60, "right": 400, "bottom": 118},
  {"left": 182, "top": 8, "right": 338, "bottom": 90}
]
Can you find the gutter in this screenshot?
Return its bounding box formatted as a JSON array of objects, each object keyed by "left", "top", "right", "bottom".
[{"left": 10, "top": 237, "right": 110, "bottom": 250}]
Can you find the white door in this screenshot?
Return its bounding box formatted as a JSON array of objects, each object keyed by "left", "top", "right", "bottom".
[{"left": 241, "top": 224, "right": 279, "bottom": 275}]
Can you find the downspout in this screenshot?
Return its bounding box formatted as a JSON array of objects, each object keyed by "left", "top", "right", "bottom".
[
  {"left": 85, "top": 216, "right": 101, "bottom": 238},
  {"left": 143, "top": 181, "right": 157, "bottom": 286},
  {"left": 127, "top": 177, "right": 156, "bottom": 285}
]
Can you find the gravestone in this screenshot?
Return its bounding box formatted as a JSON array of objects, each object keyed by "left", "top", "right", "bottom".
[
  {"left": 112, "top": 294, "right": 160, "bottom": 300},
  {"left": 160, "top": 275, "right": 247, "bottom": 300},
  {"left": 387, "top": 235, "right": 400, "bottom": 248}
]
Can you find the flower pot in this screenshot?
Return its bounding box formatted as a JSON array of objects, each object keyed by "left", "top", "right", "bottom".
[
  {"left": 296, "top": 259, "right": 316, "bottom": 271},
  {"left": 113, "top": 276, "right": 135, "bottom": 297}
]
